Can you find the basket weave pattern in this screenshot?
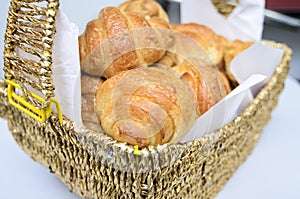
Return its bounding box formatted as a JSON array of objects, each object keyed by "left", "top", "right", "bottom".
[
  {"left": 0, "top": 0, "right": 292, "bottom": 198},
  {"left": 3, "top": 0, "right": 58, "bottom": 108},
  {"left": 0, "top": 41, "right": 291, "bottom": 198}
]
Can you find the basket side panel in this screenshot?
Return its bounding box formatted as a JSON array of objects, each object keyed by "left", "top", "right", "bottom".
[
  {"left": 0, "top": 81, "right": 11, "bottom": 120},
  {"left": 199, "top": 41, "right": 291, "bottom": 198},
  {"left": 4, "top": 42, "right": 291, "bottom": 199}
]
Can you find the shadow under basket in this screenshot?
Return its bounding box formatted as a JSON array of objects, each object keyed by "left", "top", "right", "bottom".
[{"left": 0, "top": 0, "right": 292, "bottom": 198}]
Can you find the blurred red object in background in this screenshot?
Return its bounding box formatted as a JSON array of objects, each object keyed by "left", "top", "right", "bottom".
[{"left": 266, "top": 0, "right": 300, "bottom": 11}]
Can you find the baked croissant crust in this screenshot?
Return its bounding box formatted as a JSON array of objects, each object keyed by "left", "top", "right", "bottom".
[
  {"left": 172, "top": 62, "right": 211, "bottom": 116},
  {"left": 79, "top": 7, "right": 169, "bottom": 78},
  {"left": 95, "top": 67, "right": 197, "bottom": 147},
  {"left": 218, "top": 70, "right": 232, "bottom": 94},
  {"left": 169, "top": 61, "right": 229, "bottom": 116},
  {"left": 81, "top": 75, "right": 104, "bottom": 95},
  {"left": 81, "top": 94, "right": 97, "bottom": 123},
  {"left": 172, "top": 23, "right": 226, "bottom": 68},
  {"left": 81, "top": 74, "right": 104, "bottom": 130},
  {"left": 118, "top": 0, "right": 169, "bottom": 22}
]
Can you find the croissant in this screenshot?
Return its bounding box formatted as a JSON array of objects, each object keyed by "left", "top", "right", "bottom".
[
  {"left": 118, "top": 0, "right": 169, "bottom": 22},
  {"left": 224, "top": 40, "right": 253, "bottom": 86},
  {"left": 156, "top": 52, "right": 183, "bottom": 68},
  {"left": 172, "top": 23, "right": 226, "bottom": 69},
  {"left": 81, "top": 94, "right": 97, "bottom": 122},
  {"left": 172, "top": 62, "right": 211, "bottom": 116},
  {"left": 81, "top": 75, "right": 104, "bottom": 130},
  {"left": 171, "top": 61, "right": 229, "bottom": 116},
  {"left": 79, "top": 7, "right": 170, "bottom": 79},
  {"left": 95, "top": 67, "right": 198, "bottom": 147},
  {"left": 218, "top": 70, "right": 232, "bottom": 94},
  {"left": 81, "top": 74, "right": 104, "bottom": 95}
]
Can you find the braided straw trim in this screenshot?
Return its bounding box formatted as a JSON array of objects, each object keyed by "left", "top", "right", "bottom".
[
  {"left": 3, "top": 0, "right": 58, "bottom": 108},
  {"left": 211, "top": 0, "right": 240, "bottom": 17},
  {"left": 0, "top": 41, "right": 291, "bottom": 198}
]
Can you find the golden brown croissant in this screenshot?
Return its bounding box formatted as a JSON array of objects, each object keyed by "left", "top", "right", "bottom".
[
  {"left": 172, "top": 23, "right": 225, "bottom": 68},
  {"left": 118, "top": 0, "right": 169, "bottom": 22},
  {"left": 81, "top": 75, "right": 104, "bottom": 131},
  {"left": 224, "top": 40, "right": 253, "bottom": 86},
  {"left": 95, "top": 67, "right": 198, "bottom": 147},
  {"left": 81, "top": 92, "right": 102, "bottom": 131},
  {"left": 81, "top": 94, "right": 97, "bottom": 121},
  {"left": 171, "top": 61, "right": 228, "bottom": 116},
  {"left": 156, "top": 47, "right": 230, "bottom": 116},
  {"left": 156, "top": 52, "right": 177, "bottom": 67},
  {"left": 172, "top": 62, "right": 211, "bottom": 116},
  {"left": 79, "top": 7, "right": 171, "bottom": 79},
  {"left": 81, "top": 74, "right": 104, "bottom": 95},
  {"left": 157, "top": 51, "right": 188, "bottom": 69},
  {"left": 218, "top": 70, "right": 232, "bottom": 94}
]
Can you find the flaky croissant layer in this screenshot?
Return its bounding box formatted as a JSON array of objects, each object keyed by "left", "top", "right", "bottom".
[
  {"left": 95, "top": 67, "right": 198, "bottom": 147},
  {"left": 118, "top": 0, "right": 170, "bottom": 22},
  {"left": 79, "top": 6, "right": 171, "bottom": 79}
]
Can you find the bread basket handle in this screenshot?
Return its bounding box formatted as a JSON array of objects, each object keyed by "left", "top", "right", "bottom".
[{"left": 3, "top": 0, "right": 62, "bottom": 124}]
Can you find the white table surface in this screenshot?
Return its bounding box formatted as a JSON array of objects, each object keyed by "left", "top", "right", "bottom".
[{"left": 0, "top": 76, "right": 300, "bottom": 199}]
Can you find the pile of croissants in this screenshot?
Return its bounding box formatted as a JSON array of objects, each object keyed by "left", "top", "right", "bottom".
[{"left": 79, "top": 0, "right": 253, "bottom": 147}]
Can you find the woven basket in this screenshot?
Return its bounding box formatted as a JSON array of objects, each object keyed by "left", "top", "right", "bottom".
[{"left": 1, "top": 0, "right": 292, "bottom": 198}]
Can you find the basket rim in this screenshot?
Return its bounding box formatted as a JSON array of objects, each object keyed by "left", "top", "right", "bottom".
[
  {"left": 75, "top": 40, "right": 292, "bottom": 156},
  {"left": 0, "top": 40, "right": 292, "bottom": 158}
]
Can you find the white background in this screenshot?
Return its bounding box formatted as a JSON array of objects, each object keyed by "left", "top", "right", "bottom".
[{"left": 0, "top": 0, "right": 300, "bottom": 198}]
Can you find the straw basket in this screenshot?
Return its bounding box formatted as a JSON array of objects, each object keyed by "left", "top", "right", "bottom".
[{"left": 0, "top": 0, "right": 292, "bottom": 198}]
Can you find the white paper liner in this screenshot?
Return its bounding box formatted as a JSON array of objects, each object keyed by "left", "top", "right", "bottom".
[
  {"left": 181, "top": 42, "right": 284, "bottom": 143},
  {"left": 181, "top": 74, "right": 264, "bottom": 142},
  {"left": 231, "top": 42, "right": 285, "bottom": 95},
  {"left": 15, "top": 5, "right": 280, "bottom": 144},
  {"left": 181, "top": 0, "right": 265, "bottom": 41},
  {"left": 178, "top": 0, "right": 284, "bottom": 142},
  {"left": 52, "top": 10, "right": 82, "bottom": 125}
]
